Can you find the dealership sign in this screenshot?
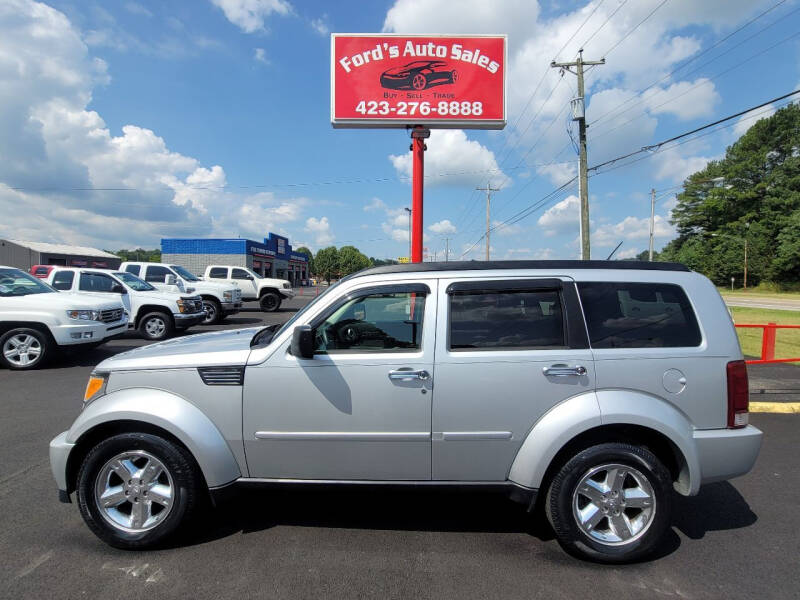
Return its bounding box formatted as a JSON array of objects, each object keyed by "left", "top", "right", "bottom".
[{"left": 331, "top": 34, "right": 506, "bottom": 129}]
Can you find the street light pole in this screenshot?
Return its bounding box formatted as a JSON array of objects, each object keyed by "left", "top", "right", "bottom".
[{"left": 404, "top": 207, "right": 412, "bottom": 260}]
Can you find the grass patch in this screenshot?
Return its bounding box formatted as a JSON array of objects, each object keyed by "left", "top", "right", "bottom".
[{"left": 729, "top": 306, "right": 800, "bottom": 361}]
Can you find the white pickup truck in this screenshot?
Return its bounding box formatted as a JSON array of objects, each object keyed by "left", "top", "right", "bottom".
[
  {"left": 119, "top": 262, "right": 242, "bottom": 325},
  {"left": 204, "top": 265, "right": 294, "bottom": 312},
  {"left": 45, "top": 267, "right": 206, "bottom": 341},
  {"left": 0, "top": 266, "right": 128, "bottom": 370}
]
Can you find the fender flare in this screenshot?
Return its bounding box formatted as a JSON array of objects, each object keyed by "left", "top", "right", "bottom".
[
  {"left": 508, "top": 390, "right": 700, "bottom": 495},
  {"left": 66, "top": 388, "right": 241, "bottom": 488}
]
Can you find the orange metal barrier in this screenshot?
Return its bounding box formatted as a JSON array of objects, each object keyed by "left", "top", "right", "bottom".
[{"left": 735, "top": 322, "right": 800, "bottom": 364}]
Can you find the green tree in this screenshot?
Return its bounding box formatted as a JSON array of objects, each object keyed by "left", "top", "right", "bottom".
[
  {"left": 337, "top": 245, "right": 371, "bottom": 276},
  {"left": 114, "top": 248, "right": 161, "bottom": 262},
  {"left": 314, "top": 246, "right": 339, "bottom": 283},
  {"left": 294, "top": 246, "right": 314, "bottom": 275},
  {"left": 663, "top": 103, "right": 800, "bottom": 285}
]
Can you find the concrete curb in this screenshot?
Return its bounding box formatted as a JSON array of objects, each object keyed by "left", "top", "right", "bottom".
[{"left": 750, "top": 402, "right": 800, "bottom": 414}]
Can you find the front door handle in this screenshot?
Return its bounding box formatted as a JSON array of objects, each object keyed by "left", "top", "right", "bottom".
[
  {"left": 389, "top": 369, "right": 430, "bottom": 381},
  {"left": 542, "top": 365, "right": 587, "bottom": 377}
]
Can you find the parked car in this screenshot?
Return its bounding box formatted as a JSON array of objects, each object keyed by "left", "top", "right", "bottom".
[
  {"left": 204, "top": 265, "right": 293, "bottom": 312},
  {"left": 1, "top": 266, "right": 127, "bottom": 369},
  {"left": 30, "top": 264, "right": 57, "bottom": 279},
  {"left": 49, "top": 260, "right": 761, "bottom": 562},
  {"left": 45, "top": 267, "right": 205, "bottom": 341},
  {"left": 119, "top": 262, "right": 241, "bottom": 325}
]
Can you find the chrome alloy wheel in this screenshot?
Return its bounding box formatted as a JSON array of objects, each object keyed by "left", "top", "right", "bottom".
[
  {"left": 143, "top": 316, "right": 166, "bottom": 338},
  {"left": 94, "top": 450, "right": 174, "bottom": 533},
  {"left": 572, "top": 463, "right": 655, "bottom": 545},
  {"left": 3, "top": 333, "right": 42, "bottom": 367},
  {"left": 202, "top": 301, "right": 216, "bottom": 324}
]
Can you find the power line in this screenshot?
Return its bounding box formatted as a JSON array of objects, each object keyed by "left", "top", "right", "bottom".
[
  {"left": 601, "top": 0, "right": 668, "bottom": 57},
  {"left": 589, "top": 28, "right": 800, "bottom": 143},
  {"left": 553, "top": 0, "right": 606, "bottom": 61},
  {"left": 581, "top": 0, "right": 628, "bottom": 49},
  {"left": 588, "top": 0, "right": 792, "bottom": 130},
  {"left": 588, "top": 88, "right": 800, "bottom": 174}
]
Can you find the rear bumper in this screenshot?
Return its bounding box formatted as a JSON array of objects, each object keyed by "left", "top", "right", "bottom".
[
  {"left": 49, "top": 430, "right": 74, "bottom": 498},
  {"left": 694, "top": 424, "right": 763, "bottom": 486}
]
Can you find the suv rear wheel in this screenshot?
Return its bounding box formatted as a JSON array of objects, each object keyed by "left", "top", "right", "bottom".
[
  {"left": 76, "top": 432, "right": 200, "bottom": 549},
  {"left": 546, "top": 443, "right": 672, "bottom": 563},
  {"left": 0, "top": 327, "right": 50, "bottom": 370}
]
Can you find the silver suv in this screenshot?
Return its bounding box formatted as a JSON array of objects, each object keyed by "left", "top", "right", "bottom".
[{"left": 49, "top": 261, "right": 762, "bottom": 562}]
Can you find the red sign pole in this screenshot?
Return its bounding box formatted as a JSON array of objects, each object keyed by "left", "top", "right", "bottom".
[{"left": 410, "top": 126, "right": 429, "bottom": 263}]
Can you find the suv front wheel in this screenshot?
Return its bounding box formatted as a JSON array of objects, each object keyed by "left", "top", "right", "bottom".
[
  {"left": 76, "top": 432, "right": 200, "bottom": 549},
  {"left": 546, "top": 443, "right": 672, "bottom": 563}
]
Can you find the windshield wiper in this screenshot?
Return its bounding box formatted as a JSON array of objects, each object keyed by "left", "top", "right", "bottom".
[{"left": 251, "top": 323, "right": 281, "bottom": 348}]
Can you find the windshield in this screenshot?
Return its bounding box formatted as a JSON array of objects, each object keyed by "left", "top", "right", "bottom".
[
  {"left": 0, "top": 268, "right": 56, "bottom": 297},
  {"left": 170, "top": 265, "right": 200, "bottom": 281},
  {"left": 114, "top": 271, "right": 156, "bottom": 291}
]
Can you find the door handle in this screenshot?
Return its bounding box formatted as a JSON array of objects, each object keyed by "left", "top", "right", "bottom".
[
  {"left": 389, "top": 369, "right": 430, "bottom": 381},
  {"left": 542, "top": 365, "right": 587, "bottom": 377}
]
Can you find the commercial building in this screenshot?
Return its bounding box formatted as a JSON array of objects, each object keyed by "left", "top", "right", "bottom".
[
  {"left": 0, "top": 239, "right": 121, "bottom": 270},
  {"left": 162, "top": 233, "right": 310, "bottom": 286}
]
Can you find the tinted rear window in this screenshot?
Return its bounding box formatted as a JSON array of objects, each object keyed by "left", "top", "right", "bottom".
[
  {"left": 209, "top": 267, "right": 228, "bottom": 279},
  {"left": 578, "top": 282, "right": 701, "bottom": 348},
  {"left": 449, "top": 289, "right": 565, "bottom": 350}
]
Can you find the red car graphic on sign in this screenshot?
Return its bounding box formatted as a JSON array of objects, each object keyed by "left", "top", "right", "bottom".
[{"left": 380, "top": 60, "right": 459, "bottom": 91}]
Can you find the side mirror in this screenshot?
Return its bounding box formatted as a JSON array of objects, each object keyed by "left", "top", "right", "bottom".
[
  {"left": 291, "top": 325, "right": 315, "bottom": 359},
  {"left": 111, "top": 284, "right": 127, "bottom": 294},
  {"left": 165, "top": 274, "right": 177, "bottom": 285}
]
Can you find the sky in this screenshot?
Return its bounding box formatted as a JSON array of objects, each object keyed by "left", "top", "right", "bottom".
[{"left": 0, "top": 0, "right": 799, "bottom": 261}]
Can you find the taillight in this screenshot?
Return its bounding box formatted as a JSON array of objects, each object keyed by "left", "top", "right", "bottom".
[{"left": 726, "top": 360, "right": 749, "bottom": 428}]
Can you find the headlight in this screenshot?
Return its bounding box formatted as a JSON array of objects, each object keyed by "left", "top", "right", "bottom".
[
  {"left": 67, "top": 309, "right": 101, "bottom": 321},
  {"left": 83, "top": 372, "right": 108, "bottom": 407},
  {"left": 283, "top": 282, "right": 291, "bottom": 289},
  {"left": 223, "top": 291, "right": 232, "bottom": 302},
  {"left": 177, "top": 299, "right": 188, "bottom": 313}
]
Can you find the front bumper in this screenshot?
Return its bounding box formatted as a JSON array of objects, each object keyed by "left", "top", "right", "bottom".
[
  {"left": 174, "top": 312, "right": 206, "bottom": 328},
  {"left": 280, "top": 288, "right": 295, "bottom": 299},
  {"left": 221, "top": 302, "right": 242, "bottom": 315},
  {"left": 50, "top": 430, "right": 74, "bottom": 499},
  {"left": 51, "top": 321, "right": 123, "bottom": 346},
  {"left": 694, "top": 424, "right": 763, "bottom": 486}
]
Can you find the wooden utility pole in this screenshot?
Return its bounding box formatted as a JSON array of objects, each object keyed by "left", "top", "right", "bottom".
[
  {"left": 649, "top": 188, "right": 656, "bottom": 261},
  {"left": 551, "top": 49, "right": 604, "bottom": 260},
  {"left": 476, "top": 183, "right": 500, "bottom": 260}
]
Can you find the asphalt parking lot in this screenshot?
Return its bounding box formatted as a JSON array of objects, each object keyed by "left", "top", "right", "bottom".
[{"left": 2, "top": 294, "right": 799, "bottom": 599}]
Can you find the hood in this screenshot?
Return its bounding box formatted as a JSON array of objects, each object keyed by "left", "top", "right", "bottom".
[
  {"left": 95, "top": 326, "right": 260, "bottom": 372},
  {"left": 132, "top": 289, "right": 189, "bottom": 304},
  {"left": 191, "top": 280, "right": 235, "bottom": 292},
  {"left": 2, "top": 291, "right": 124, "bottom": 311},
  {"left": 258, "top": 277, "right": 290, "bottom": 288}
]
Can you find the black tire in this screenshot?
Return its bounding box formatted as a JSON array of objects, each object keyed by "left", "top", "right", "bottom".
[
  {"left": 546, "top": 443, "right": 672, "bottom": 563},
  {"left": 201, "top": 298, "right": 222, "bottom": 325},
  {"left": 0, "top": 327, "right": 50, "bottom": 370},
  {"left": 259, "top": 292, "right": 281, "bottom": 312},
  {"left": 138, "top": 311, "right": 174, "bottom": 341},
  {"left": 76, "top": 432, "right": 201, "bottom": 549}
]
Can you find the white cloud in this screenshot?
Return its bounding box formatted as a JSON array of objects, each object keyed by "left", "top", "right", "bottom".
[
  {"left": 537, "top": 195, "right": 579, "bottom": 234},
  {"left": 364, "top": 197, "right": 387, "bottom": 212},
  {"left": 428, "top": 219, "right": 457, "bottom": 235},
  {"left": 389, "top": 129, "right": 509, "bottom": 188},
  {"left": 503, "top": 247, "right": 554, "bottom": 260},
  {"left": 310, "top": 16, "right": 329, "bottom": 36},
  {"left": 210, "top": 0, "right": 292, "bottom": 34},
  {"left": 614, "top": 247, "right": 641, "bottom": 260},
  {"left": 592, "top": 214, "right": 674, "bottom": 249},
  {"left": 653, "top": 147, "right": 718, "bottom": 184},
  {"left": 642, "top": 79, "right": 720, "bottom": 120},
  {"left": 304, "top": 216, "right": 334, "bottom": 246},
  {"left": 381, "top": 207, "right": 411, "bottom": 242},
  {"left": 125, "top": 3, "right": 153, "bottom": 17},
  {"left": 254, "top": 47, "right": 268, "bottom": 64},
  {"left": 0, "top": 0, "right": 308, "bottom": 249},
  {"left": 491, "top": 220, "right": 522, "bottom": 236},
  {"left": 733, "top": 103, "right": 776, "bottom": 138}
]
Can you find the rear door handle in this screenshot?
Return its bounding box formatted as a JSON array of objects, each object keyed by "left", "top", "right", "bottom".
[
  {"left": 389, "top": 369, "right": 430, "bottom": 381},
  {"left": 542, "top": 365, "right": 587, "bottom": 377}
]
